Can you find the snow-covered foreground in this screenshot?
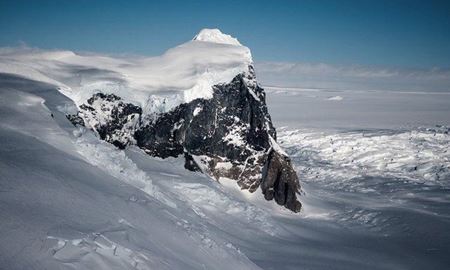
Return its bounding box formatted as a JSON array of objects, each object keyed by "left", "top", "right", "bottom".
[{"left": 1, "top": 72, "right": 450, "bottom": 269}]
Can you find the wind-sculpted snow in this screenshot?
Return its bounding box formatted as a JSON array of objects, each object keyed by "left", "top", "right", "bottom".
[{"left": 46, "top": 233, "right": 153, "bottom": 270}]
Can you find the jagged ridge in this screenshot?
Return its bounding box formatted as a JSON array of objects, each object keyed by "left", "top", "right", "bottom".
[{"left": 69, "top": 66, "right": 302, "bottom": 212}]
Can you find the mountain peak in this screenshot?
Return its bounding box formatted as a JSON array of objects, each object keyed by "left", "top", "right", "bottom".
[{"left": 193, "top": 28, "right": 242, "bottom": 46}]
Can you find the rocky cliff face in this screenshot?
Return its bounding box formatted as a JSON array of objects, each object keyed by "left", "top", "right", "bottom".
[{"left": 69, "top": 66, "right": 302, "bottom": 212}]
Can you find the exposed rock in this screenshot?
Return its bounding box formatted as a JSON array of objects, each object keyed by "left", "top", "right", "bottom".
[
  {"left": 73, "top": 66, "right": 302, "bottom": 212},
  {"left": 262, "top": 150, "right": 302, "bottom": 212},
  {"left": 78, "top": 93, "right": 142, "bottom": 149},
  {"left": 66, "top": 114, "right": 85, "bottom": 127}
]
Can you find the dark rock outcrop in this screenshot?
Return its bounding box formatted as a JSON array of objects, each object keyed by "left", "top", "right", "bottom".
[
  {"left": 66, "top": 114, "right": 85, "bottom": 127},
  {"left": 262, "top": 150, "right": 302, "bottom": 212},
  {"left": 68, "top": 66, "right": 302, "bottom": 212},
  {"left": 78, "top": 93, "right": 142, "bottom": 149}
]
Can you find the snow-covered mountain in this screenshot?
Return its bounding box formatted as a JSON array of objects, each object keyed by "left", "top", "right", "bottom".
[{"left": 0, "top": 29, "right": 301, "bottom": 212}]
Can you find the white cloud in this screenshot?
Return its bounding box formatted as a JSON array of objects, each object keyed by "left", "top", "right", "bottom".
[{"left": 255, "top": 61, "right": 450, "bottom": 92}]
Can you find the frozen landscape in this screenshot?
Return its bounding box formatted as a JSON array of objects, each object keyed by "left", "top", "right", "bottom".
[{"left": 1, "top": 29, "right": 450, "bottom": 270}]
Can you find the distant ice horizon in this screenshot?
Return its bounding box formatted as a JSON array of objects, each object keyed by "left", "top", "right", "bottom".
[{"left": 255, "top": 61, "right": 450, "bottom": 93}]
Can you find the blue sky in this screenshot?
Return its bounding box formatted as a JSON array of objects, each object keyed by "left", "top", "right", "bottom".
[{"left": 1, "top": 0, "right": 449, "bottom": 69}]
